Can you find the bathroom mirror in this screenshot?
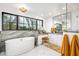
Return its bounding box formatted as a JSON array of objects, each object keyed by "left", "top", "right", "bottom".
[{"left": 52, "top": 12, "right": 71, "bottom": 33}]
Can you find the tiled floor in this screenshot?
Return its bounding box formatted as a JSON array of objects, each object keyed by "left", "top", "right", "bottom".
[
  {"left": 0, "top": 44, "right": 60, "bottom": 56},
  {"left": 20, "top": 45, "right": 60, "bottom": 56},
  {"left": 0, "top": 41, "right": 61, "bottom": 56}
]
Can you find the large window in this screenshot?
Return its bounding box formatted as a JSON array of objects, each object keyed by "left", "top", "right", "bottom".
[
  {"left": 18, "top": 17, "right": 29, "bottom": 30},
  {"left": 2, "top": 13, "right": 17, "bottom": 30},
  {"left": 28, "top": 18, "right": 33, "bottom": 30},
  {"left": 31, "top": 19, "right": 37, "bottom": 30},
  {"left": 37, "top": 20, "right": 43, "bottom": 30},
  {"left": 2, "top": 12, "right": 43, "bottom": 31}
]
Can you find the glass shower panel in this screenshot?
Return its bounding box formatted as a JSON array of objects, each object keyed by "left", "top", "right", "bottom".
[
  {"left": 62, "top": 12, "right": 71, "bottom": 31},
  {"left": 67, "top": 3, "right": 79, "bottom": 32}
]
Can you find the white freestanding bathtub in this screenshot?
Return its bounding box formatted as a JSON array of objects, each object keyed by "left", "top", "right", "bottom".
[{"left": 5, "top": 37, "right": 35, "bottom": 56}]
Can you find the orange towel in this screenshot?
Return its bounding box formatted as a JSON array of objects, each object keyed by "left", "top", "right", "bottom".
[
  {"left": 70, "top": 35, "right": 79, "bottom": 56},
  {"left": 61, "top": 34, "right": 70, "bottom": 56}
]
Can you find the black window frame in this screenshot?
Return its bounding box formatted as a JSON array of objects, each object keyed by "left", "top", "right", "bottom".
[
  {"left": 2, "top": 12, "right": 18, "bottom": 30},
  {"left": 2, "top": 12, "right": 43, "bottom": 31},
  {"left": 18, "top": 16, "right": 30, "bottom": 30},
  {"left": 37, "top": 20, "right": 43, "bottom": 30}
]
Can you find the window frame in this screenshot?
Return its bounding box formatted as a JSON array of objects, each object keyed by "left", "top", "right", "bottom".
[
  {"left": 37, "top": 20, "right": 43, "bottom": 30},
  {"left": 2, "top": 12, "right": 18, "bottom": 30},
  {"left": 2, "top": 12, "right": 43, "bottom": 31}
]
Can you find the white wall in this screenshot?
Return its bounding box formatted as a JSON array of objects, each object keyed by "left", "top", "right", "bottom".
[{"left": 44, "top": 17, "right": 53, "bottom": 33}]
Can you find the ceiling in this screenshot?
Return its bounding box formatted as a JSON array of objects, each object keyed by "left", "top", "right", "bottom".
[{"left": 0, "top": 3, "right": 79, "bottom": 19}]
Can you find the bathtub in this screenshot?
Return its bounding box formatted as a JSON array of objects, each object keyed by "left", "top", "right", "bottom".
[{"left": 5, "top": 37, "right": 35, "bottom": 56}]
